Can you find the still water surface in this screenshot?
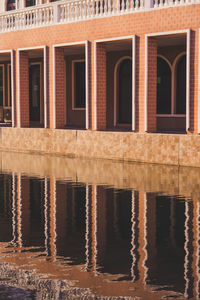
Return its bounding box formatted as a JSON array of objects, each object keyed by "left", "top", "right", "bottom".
[{"left": 0, "top": 152, "right": 199, "bottom": 299}]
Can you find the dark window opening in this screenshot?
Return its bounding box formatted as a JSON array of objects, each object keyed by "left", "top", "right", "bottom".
[
  {"left": 176, "top": 55, "right": 186, "bottom": 114},
  {"left": 26, "top": 0, "right": 36, "bottom": 7},
  {"left": 118, "top": 58, "right": 132, "bottom": 124},
  {"left": 29, "top": 64, "right": 41, "bottom": 123},
  {"left": 73, "top": 61, "right": 85, "bottom": 109},
  {"left": 7, "top": 0, "right": 16, "bottom": 11},
  {"left": 157, "top": 57, "right": 171, "bottom": 114}
]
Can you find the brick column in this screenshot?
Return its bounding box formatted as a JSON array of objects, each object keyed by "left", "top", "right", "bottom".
[
  {"left": 95, "top": 43, "right": 107, "bottom": 130},
  {"left": 18, "top": 51, "right": 29, "bottom": 128},
  {"left": 54, "top": 47, "right": 65, "bottom": 129},
  {"left": 147, "top": 38, "right": 157, "bottom": 133}
]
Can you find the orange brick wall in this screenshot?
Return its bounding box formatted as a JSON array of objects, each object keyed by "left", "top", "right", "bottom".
[
  {"left": 0, "top": 5, "right": 199, "bottom": 132},
  {"left": 96, "top": 43, "right": 106, "bottom": 130},
  {"left": 147, "top": 38, "right": 157, "bottom": 133},
  {"left": 54, "top": 47, "right": 65, "bottom": 129},
  {"left": 19, "top": 51, "right": 29, "bottom": 128}
]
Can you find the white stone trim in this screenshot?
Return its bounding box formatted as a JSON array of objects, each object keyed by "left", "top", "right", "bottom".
[
  {"left": 17, "top": 49, "right": 20, "bottom": 128},
  {"left": 44, "top": 46, "right": 47, "bottom": 128},
  {"left": 199, "top": 29, "right": 200, "bottom": 133},
  {"left": 94, "top": 41, "right": 97, "bottom": 131},
  {"left": 132, "top": 35, "right": 136, "bottom": 131},
  {"left": 186, "top": 29, "right": 190, "bottom": 131},
  {"left": 144, "top": 35, "right": 148, "bottom": 132},
  {"left": 53, "top": 45, "right": 56, "bottom": 129},
  {"left": 85, "top": 41, "right": 89, "bottom": 129}
]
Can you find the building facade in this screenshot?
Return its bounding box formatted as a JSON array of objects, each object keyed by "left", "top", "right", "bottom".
[{"left": 0, "top": 0, "right": 199, "bottom": 165}]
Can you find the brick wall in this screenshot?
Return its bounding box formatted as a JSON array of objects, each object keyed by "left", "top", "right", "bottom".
[
  {"left": 147, "top": 38, "right": 157, "bottom": 133},
  {"left": 54, "top": 47, "right": 65, "bottom": 129},
  {"left": 96, "top": 43, "right": 106, "bottom": 130},
  {"left": 18, "top": 51, "right": 29, "bottom": 128},
  {"left": 0, "top": 5, "right": 199, "bottom": 132}
]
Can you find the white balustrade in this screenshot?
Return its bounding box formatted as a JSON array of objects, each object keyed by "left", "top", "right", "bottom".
[{"left": 0, "top": 0, "right": 197, "bottom": 33}]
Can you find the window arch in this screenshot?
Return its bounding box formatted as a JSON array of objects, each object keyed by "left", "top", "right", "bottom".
[
  {"left": 7, "top": 0, "right": 16, "bottom": 10},
  {"left": 157, "top": 56, "right": 172, "bottom": 114},
  {"left": 114, "top": 57, "right": 132, "bottom": 126}
]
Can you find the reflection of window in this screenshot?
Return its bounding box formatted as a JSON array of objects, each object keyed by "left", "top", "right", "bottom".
[
  {"left": 72, "top": 60, "right": 85, "bottom": 110},
  {"left": 7, "top": 0, "right": 16, "bottom": 11},
  {"left": 26, "top": 0, "right": 36, "bottom": 7}
]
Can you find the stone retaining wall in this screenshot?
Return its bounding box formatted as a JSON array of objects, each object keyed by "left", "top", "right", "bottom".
[{"left": 0, "top": 128, "right": 200, "bottom": 168}]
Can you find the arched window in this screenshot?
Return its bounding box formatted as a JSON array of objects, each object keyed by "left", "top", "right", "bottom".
[
  {"left": 175, "top": 54, "right": 186, "bottom": 114},
  {"left": 26, "top": 0, "right": 36, "bottom": 6},
  {"left": 7, "top": 0, "right": 16, "bottom": 10},
  {"left": 157, "top": 56, "right": 171, "bottom": 114},
  {"left": 116, "top": 58, "right": 132, "bottom": 125}
]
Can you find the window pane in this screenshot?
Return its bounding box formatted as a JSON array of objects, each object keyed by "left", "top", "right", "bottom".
[
  {"left": 118, "top": 59, "right": 132, "bottom": 124},
  {"left": 157, "top": 57, "right": 171, "bottom": 114},
  {"left": 74, "top": 62, "right": 85, "bottom": 109},
  {"left": 176, "top": 55, "right": 186, "bottom": 115}
]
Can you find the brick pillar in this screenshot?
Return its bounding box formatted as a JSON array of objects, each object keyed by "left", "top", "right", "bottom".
[
  {"left": 54, "top": 47, "right": 65, "bottom": 129},
  {"left": 12, "top": 50, "right": 17, "bottom": 127},
  {"left": 147, "top": 39, "right": 157, "bottom": 133},
  {"left": 18, "top": 51, "right": 29, "bottom": 128},
  {"left": 96, "top": 43, "right": 107, "bottom": 130}
]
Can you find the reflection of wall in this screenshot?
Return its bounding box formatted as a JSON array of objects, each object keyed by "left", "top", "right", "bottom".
[{"left": 1, "top": 172, "right": 200, "bottom": 299}]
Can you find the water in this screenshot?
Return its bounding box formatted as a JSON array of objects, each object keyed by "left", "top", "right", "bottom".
[{"left": 0, "top": 152, "right": 199, "bottom": 299}]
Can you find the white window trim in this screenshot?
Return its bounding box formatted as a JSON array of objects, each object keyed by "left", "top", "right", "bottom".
[
  {"left": 114, "top": 56, "right": 132, "bottom": 127},
  {"left": 72, "top": 59, "right": 86, "bottom": 111}
]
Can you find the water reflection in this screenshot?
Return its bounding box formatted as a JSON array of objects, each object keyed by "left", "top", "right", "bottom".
[{"left": 0, "top": 155, "right": 199, "bottom": 299}]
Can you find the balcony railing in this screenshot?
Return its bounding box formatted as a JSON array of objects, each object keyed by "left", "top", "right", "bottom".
[{"left": 0, "top": 0, "right": 198, "bottom": 32}]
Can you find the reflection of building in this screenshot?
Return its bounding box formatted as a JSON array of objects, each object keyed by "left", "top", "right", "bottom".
[
  {"left": 0, "top": 1, "right": 199, "bottom": 165},
  {"left": 0, "top": 172, "right": 199, "bottom": 298}
]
